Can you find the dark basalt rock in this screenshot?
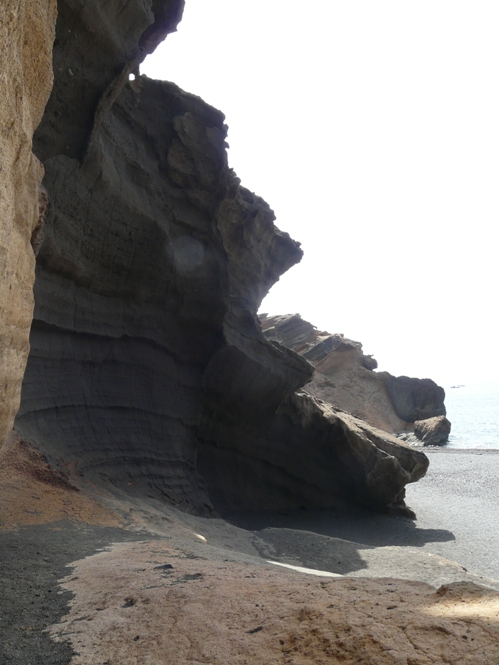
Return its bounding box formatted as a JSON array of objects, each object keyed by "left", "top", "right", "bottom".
[
  {"left": 386, "top": 376, "right": 446, "bottom": 423},
  {"left": 34, "top": 0, "right": 185, "bottom": 162},
  {"left": 198, "top": 390, "right": 427, "bottom": 515},
  {"left": 16, "top": 0, "right": 428, "bottom": 516}
]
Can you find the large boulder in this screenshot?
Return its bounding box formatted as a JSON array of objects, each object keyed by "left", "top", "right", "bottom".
[
  {"left": 386, "top": 375, "right": 446, "bottom": 422},
  {"left": 199, "top": 390, "right": 427, "bottom": 515},
  {"left": 414, "top": 416, "right": 451, "bottom": 446}
]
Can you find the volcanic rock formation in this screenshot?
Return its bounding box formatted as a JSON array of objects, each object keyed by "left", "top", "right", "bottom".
[
  {"left": 6, "top": 0, "right": 428, "bottom": 516},
  {"left": 261, "top": 314, "right": 447, "bottom": 439}
]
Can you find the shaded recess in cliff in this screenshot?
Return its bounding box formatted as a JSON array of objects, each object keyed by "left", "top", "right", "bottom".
[{"left": 16, "top": 0, "right": 428, "bottom": 516}]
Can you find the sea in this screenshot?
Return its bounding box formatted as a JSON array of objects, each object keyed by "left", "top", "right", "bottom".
[{"left": 443, "top": 382, "right": 499, "bottom": 449}]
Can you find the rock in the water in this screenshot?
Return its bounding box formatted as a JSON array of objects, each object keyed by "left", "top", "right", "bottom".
[
  {"left": 0, "top": 0, "right": 57, "bottom": 447},
  {"left": 414, "top": 415, "right": 452, "bottom": 446},
  {"left": 8, "top": 0, "right": 428, "bottom": 516}
]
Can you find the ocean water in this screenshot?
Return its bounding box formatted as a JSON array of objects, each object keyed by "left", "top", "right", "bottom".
[{"left": 443, "top": 383, "right": 499, "bottom": 449}]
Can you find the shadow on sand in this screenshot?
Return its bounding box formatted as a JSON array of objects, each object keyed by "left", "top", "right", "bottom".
[{"left": 224, "top": 504, "right": 455, "bottom": 576}]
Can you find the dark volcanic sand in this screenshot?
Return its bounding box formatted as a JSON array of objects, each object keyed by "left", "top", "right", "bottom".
[
  {"left": 0, "top": 522, "right": 152, "bottom": 665},
  {"left": 225, "top": 450, "right": 499, "bottom": 582},
  {"left": 406, "top": 449, "right": 499, "bottom": 579}
]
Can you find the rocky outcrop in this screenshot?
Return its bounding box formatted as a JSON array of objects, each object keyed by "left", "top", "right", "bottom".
[
  {"left": 414, "top": 416, "right": 452, "bottom": 446},
  {"left": 386, "top": 375, "right": 446, "bottom": 423},
  {"left": 261, "top": 314, "right": 378, "bottom": 370},
  {"left": 34, "top": 0, "right": 185, "bottom": 163},
  {"left": 18, "top": 76, "right": 234, "bottom": 513},
  {"left": 8, "top": 0, "right": 428, "bottom": 516},
  {"left": 0, "top": 0, "right": 56, "bottom": 446},
  {"left": 199, "top": 390, "right": 426, "bottom": 514},
  {"left": 261, "top": 314, "right": 447, "bottom": 438}
]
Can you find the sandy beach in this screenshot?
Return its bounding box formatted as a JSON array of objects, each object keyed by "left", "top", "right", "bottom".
[
  {"left": 2, "top": 447, "right": 499, "bottom": 664},
  {"left": 406, "top": 449, "right": 499, "bottom": 579}
]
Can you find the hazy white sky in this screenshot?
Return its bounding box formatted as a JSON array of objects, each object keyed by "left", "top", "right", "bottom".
[{"left": 143, "top": 1, "right": 499, "bottom": 387}]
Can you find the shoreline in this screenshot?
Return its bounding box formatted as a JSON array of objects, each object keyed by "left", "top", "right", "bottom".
[{"left": 422, "top": 447, "right": 499, "bottom": 454}]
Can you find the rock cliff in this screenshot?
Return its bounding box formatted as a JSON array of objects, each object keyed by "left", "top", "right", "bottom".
[
  {"left": 6, "top": 0, "right": 428, "bottom": 516},
  {"left": 261, "top": 314, "right": 447, "bottom": 438},
  {"left": 0, "top": 0, "right": 56, "bottom": 446}
]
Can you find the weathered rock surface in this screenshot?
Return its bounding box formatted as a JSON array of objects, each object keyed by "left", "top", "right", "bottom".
[
  {"left": 261, "top": 313, "right": 377, "bottom": 371},
  {"left": 386, "top": 374, "right": 446, "bottom": 423},
  {"left": 414, "top": 416, "right": 452, "bottom": 446},
  {"left": 199, "top": 390, "right": 427, "bottom": 515},
  {"left": 34, "top": 0, "right": 185, "bottom": 163},
  {"left": 1, "top": 0, "right": 427, "bottom": 518},
  {"left": 2, "top": 438, "right": 499, "bottom": 663},
  {"left": 261, "top": 314, "right": 447, "bottom": 438},
  {"left": 0, "top": 0, "right": 56, "bottom": 446}
]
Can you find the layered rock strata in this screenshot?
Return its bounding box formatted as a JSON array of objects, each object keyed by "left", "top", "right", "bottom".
[
  {"left": 12, "top": 0, "right": 428, "bottom": 515},
  {"left": 0, "top": 0, "right": 56, "bottom": 446},
  {"left": 261, "top": 313, "right": 447, "bottom": 438}
]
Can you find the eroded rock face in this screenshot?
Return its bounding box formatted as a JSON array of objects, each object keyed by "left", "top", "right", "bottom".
[
  {"left": 386, "top": 375, "right": 446, "bottom": 423},
  {"left": 19, "top": 79, "right": 230, "bottom": 512},
  {"left": 14, "top": 0, "right": 428, "bottom": 515},
  {"left": 0, "top": 0, "right": 57, "bottom": 447},
  {"left": 17, "top": 63, "right": 308, "bottom": 512},
  {"left": 261, "top": 314, "right": 447, "bottom": 437},
  {"left": 199, "top": 390, "right": 427, "bottom": 514},
  {"left": 34, "top": 0, "right": 185, "bottom": 163}
]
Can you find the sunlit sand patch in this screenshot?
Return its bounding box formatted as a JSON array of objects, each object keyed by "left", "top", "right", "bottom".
[
  {"left": 49, "top": 540, "right": 499, "bottom": 665},
  {"left": 423, "top": 582, "right": 499, "bottom": 620},
  {"left": 267, "top": 560, "right": 343, "bottom": 577},
  {"left": 424, "top": 597, "right": 499, "bottom": 619}
]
